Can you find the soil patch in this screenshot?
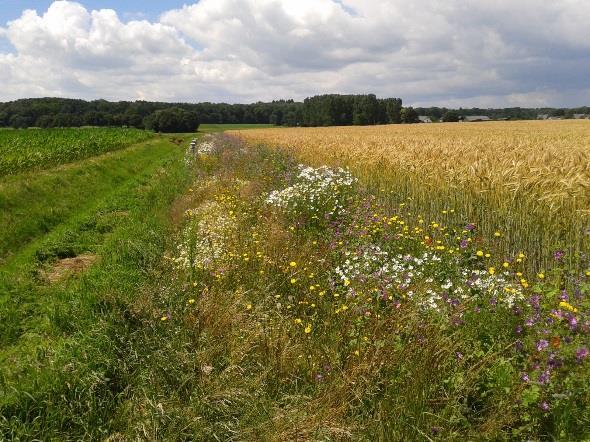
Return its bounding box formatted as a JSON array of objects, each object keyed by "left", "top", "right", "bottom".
[{"left": 42, "top": 253, "right": 98, "bottom": 283}]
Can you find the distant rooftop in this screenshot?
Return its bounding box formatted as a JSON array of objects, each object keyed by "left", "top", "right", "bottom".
[{"left": 463, "top": 115, "right": 491, "bottom": 122}]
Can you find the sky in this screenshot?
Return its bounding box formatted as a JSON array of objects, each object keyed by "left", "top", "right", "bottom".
[{"left": 0, "top": 0, "right": 589, "bottom": 107}]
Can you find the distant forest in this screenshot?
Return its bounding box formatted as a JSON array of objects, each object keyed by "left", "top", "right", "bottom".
[{"left": 0, "top": 96, "right": 588, "bottom": 130}]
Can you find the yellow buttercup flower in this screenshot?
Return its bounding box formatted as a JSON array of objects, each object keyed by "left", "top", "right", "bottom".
[
  {"left": 304, "top": 324, "right": 312, "bottom": 334},
  {"left": 289, "top": 261, "right": 297, "bottom": 267}
]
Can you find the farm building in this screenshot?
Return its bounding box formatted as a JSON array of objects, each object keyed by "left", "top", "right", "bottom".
[
  {"left": 418, "top": 116, "right": 432, "bottom": 123},
  {"left": 537, "top": 114, "right": 549, "bottom": 120},
  {"left": 462, "top": 115, "right": 491, "bottom": 122}
]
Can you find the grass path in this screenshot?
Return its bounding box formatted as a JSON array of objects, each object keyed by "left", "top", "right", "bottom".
[{"left": 1, "top": 134, "right": 195, "bottom": 439}]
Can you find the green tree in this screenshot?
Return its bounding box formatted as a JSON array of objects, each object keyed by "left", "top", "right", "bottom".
[
  {"left": 401, "top": 107, "right": 419, "bottom": 124},
  {"left": 144, "top": 108, "right": 200, "bottom": 133},
  {"left": 442, "top": 110, "right": 461, "bottom": 122}
]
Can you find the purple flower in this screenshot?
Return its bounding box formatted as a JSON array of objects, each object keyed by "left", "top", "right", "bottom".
[
  {"left": 538, "top": 370, "right": 551, "bottom": 384},
  {"left": 521, "top": 372, "right": 530, "bottom": 382},
  {"left": 547, "top": 353, "right": 562, "bottom": 369},
  {"left": 553, "top": 250, "right": 565, "bottom": 261},
  {"left": 559, "top": 290, "right": 569, "bottom": 301},
  {"left": 539, "top": 401, "right": 550, "bottom": 412},
  {"left": 536, "top": 340, "right": 549, "bottom": 352},
  {"left": 551, "top": 309, "right": 563, "bottom": 320},
  {"left": 569, "top": 315, "right": 578, "bottom": 330},
  {"left": 576, "top": 347, "right": 589, "bottom": 361},
  {"left": 515, "top": 325, "right": 523, "bottom": 335},
  {"left": 465, "top": 223, "right": 476, "bottom": 231},
  {"left": 459, "top": 239, "right": 469, "bottom": 249},
  {"left": 456, "top": 352, "right": 463, "bottom": 360}
]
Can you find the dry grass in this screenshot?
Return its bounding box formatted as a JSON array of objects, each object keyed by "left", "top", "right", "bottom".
[
  {"left": 231, "top": 120, "right": 590, "bottom": 271},
  {"left": 41, "top": 253, "right": 98, "bottom": 283}
]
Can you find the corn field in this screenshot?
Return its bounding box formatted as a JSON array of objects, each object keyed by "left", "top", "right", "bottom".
[
  {"left": 231, "top": 120, "right": 590, "bottom": 272},
  {"left": 0, "top": 128, "right": 153, "bottom": 176}
]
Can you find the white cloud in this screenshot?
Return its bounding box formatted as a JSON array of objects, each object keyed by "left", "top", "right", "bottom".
[{"left": 0, "top": 0, "right": 589, "bottom": 106}]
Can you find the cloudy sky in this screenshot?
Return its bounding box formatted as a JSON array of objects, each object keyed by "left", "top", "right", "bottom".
[{"left": 0, "top": 0, "right": 589, "bottom": 106}]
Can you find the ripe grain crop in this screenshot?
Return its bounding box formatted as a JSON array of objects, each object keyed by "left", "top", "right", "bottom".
[
  {"left": 0, "top": 127, "right": 153, "bottom": 176},
  {"left": 231, "top": 120, "right": 590, "bottom": 272}
]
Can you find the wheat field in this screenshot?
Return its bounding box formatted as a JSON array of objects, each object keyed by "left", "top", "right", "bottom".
[{"left": 231, "top": 120, "right": 590, "bottom": 272}]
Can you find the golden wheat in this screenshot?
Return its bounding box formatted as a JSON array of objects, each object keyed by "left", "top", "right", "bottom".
[{"left": 230, "top": 120, "right": 590, "bottom": 272}]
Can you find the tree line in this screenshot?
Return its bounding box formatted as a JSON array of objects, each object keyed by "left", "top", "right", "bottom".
[
  {"left": 0, "top": 95, "right": 407, "bottom": 131},
  {"left": 415, "top": 106, "right": 590, "bottom": 122},
  {"left": 0, "top": 98, "right": 302, "bottom": 131},
  {"left": 1, "top": 97, "right": 587, "bottom": 132}
]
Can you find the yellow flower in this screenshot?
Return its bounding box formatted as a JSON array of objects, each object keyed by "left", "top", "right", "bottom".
[
  {"left": 494, "top": 231, "right": 502, "bottom": 237},
  {"left": 309, "top": 285, "right": 316, "bottom": 291},
  {"left": 537, "top": 273, "right": 545, "bottom": 280},
  {"left": 304, "top": 324, "right": 312, "bottom": 334},
  {"left": 344, "top": 278, "right": 351, "bottom": 287},
  {"left": 290, "top": 278, "right": 297, "bottom": 284},
  {"left": 294, "top": 318, "right": 302, "bottom": 324},
  {"left": 485, "top": 253, "right": 491, "bottom": 258},
  {"left": 585, "top": 270, "right": 590, "bottom": 277},
  {"left": 354, "top": 350, "right": 360, "bottom": 356},
  {"left": 246, "top": 304, "right": 252, "bottom": 310},
  {"left": 488, "top": 267, "right": 496, "bottom": 275},
  {"left": 502, "top": 262, "right": 510, "bottom": 268},
  {"left": 188, "top": 299, "right": 196, "bottom": 304},
  {"left": 559, "top": 301, "right": 578, "bottom": 313},
  {"left": 160, "top": 316, "right": 168, "bottom": 321},
  {"left": 289, "top": 261, "right": 297, "bottom": 267},
  {"left": 476, "top": 250, "right": 484, "bottom": 257},
  {"left": 518, "top": 252, "right": 526, "bottom": 259}
]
